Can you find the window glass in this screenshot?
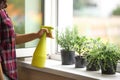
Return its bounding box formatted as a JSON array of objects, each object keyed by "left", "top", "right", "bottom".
[
  {"left": 73, "top": 0, "right": 120, "bottom": 46},
  {"left": 7, "top": 0, "right": 44, "bottom": 48}
]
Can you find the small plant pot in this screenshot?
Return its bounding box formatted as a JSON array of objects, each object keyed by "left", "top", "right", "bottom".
[
  {"left": 86, "top": 64, "right": 100, "bottom": 71},
  {"left": 86, "top": 56, "right": 100, "bottom": 71},
  {"left": 61, "top": 50, "right": 75, "bottom": 65},
  {"left": 101, "top": 67, "right": 116, "bottom": 74},
  {"left": 100, "top": 61, "right": 117, "bottom": 74},
  {"left": 75, "top": 56, "right": 86, "bottom": 68}
]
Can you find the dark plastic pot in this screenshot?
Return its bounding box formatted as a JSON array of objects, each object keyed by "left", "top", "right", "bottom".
[
  {"left": 86, "top": 64, "right": 100, "bottom": 71},
  {"left": 75, "top": 56, "right": 86, "bottom": 68},
  {"left": 100, "top": 61, "right": 117, "bottom": 74},
  {"left": 86, "top": 56, "right": 100, "bottom": 71},
  {"left": 61, "top": 49, "right": 75, "bottom": 65}
]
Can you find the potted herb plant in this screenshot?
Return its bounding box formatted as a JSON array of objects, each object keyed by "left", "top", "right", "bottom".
[
  {"left": 85, "top": 38, "right": 102, "bottom": 71},
  {"left": 74, "top": 36, "right": 88, "bottom": 68},
  {"left": 98, "top": 42, "right": 120, "bottom": 74},
  {"left": 56, "top": 27, "right": 78, "bottom": 65}
]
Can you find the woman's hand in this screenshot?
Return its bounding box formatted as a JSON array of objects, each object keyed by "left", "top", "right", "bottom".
[
  {"left": 37, "top": 28, "right": 53, "bottom": 38},
  {"left": 16, "top": 28, "right": 53, "bottom": 44},
  {"left": 36, "top": 28, "right": 48, "bottom": 38}
]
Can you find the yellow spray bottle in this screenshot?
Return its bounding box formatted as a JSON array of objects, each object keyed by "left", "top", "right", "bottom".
[{"left": 31, "top": 26, "right": 53, "bottom": 68}]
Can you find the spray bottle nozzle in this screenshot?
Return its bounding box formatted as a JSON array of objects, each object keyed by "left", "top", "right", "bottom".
[{"left": 41, "top": 26, "right": 54, "bottom": 39}]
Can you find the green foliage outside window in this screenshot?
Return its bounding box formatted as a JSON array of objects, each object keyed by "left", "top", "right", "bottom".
[{"left": 112, "top": 6, "right": 120, "bottom": 16}]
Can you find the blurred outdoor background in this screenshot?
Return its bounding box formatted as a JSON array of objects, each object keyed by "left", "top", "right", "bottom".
[
  {"left": 73, "top": 0, "right": 120, "bottom": 46},
  {"left": 6, "top": 0, "right": 120, "bottom": 48},
  {"left": 7, "top": 0, "right": 43, "bottom": 48}
]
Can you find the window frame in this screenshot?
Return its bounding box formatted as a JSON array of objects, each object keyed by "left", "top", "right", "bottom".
[{"left": 16, "top": 0, "right": 59, "bottom": 57}]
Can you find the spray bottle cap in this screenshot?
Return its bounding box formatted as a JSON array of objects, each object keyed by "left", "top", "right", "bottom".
[{"left": 41, "top": 26, "right": 54, "bottom": 38}]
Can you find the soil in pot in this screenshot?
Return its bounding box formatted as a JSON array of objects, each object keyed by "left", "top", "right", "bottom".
[
  {"left": 75, "top": 56, "right": 86, "bottom": 68},
  {"left": 61, "top": 50, "right": 75, "bottom": 65}
]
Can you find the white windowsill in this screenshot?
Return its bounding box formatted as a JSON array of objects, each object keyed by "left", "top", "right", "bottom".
[
  {"left": 16, "top": 47, "right": 120, "bottom": 74},
  {"left": 16, "top": 48, "right": 35, "bottom": 58},
  {"left": 18, "top": 58, "right": 120, "bottom": 80}
]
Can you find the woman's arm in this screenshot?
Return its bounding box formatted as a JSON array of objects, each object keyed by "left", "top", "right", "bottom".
[
  {"left": 16, "top": 29, "right": 48, "bottom": 44},
  {"left": 15, "top": 33, "right": 38, "bottom": 44},
  {"left": 0, "top": 63, "right": 4, "bottom": 80}
]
